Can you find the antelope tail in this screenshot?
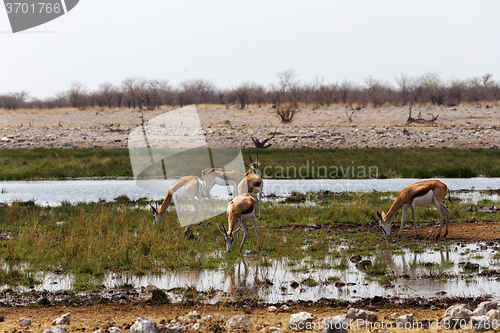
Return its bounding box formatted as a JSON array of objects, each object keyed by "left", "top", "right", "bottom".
[{"left": 447, "top": 188, "right": 452, "bottom": 203}]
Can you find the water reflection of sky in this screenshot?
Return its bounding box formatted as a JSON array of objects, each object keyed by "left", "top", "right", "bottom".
[
  {"left": 2, "top": 243, "right": 499, "bottom": 303},
  {"left": 1, "top": 178, "right": 500, "bottom": 206}
]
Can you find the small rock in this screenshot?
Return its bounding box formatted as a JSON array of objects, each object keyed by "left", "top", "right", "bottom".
[
  {"left": 486, "top": 309, "right": 500, "bottom": 320},
  {"left": 38, "top": 296, "right": 51, "bottom": 305},
  {"left": 288, "top": 312, "right": 317, "bottom": 331},
  {"left": 281, "top": 304, "right": 291, "bottom": 312},
  {"left": 0, "top": 313, "right": 4, "bottom": 322},
  {"left": 349, "top": 255, "right": 362, "bottom": 263},
  {"left": 463, "top": 262, "right": 480, "bottom": 270},
  {"left": 471, "top": 315, "right": 492, "bottom": 332},
  {"left": 473, "top": 299, "right": 500, "bottom": 316},
  {"left": 441, "top": 316, "right": 463, "bottom": 330},
  {"left": 1, "top": 137, "right": 10, "bottom": 142},
  {"left": 444, "top": 304, "right": 473, "bottom": 320},
  {"left": 322, "top": 315, "right": 348, "bottom": 333},
  {"left": 269, "top": 326, "right": 281, "bottom": 332},
  {"left": 184, "top": 227, "right": 194, "bottom": 239},
  {"left": 164, "top": 322, "right": 185, "bottom": 333},
  {"left": 108, "top": 327, "right": 122, "bottom": 333},
  {"left": 130, "top": 317, "right": 158, "bottom": 333},
  {"left": 53, "top": 313, "right": 70, "bottom": 325},
  {"left": 396, "top": 313, "right": 414, "bottom": 325},
  {"left": 138, "top": 285, "right": 168, "bottom": 303},
  {"left": 187, "top": 311, "right": 201, "bottom": 320},
  {"left": 386, "top": 312, "right": 399, "bottom": 321},
  {"left": 19, "top": 317, "right": 32, "bottom": 326},
  {"left": 227, "top": 315, "right": 251, "bottom": 328},
  {"left": 268, "top": 306, "right": 278, "bottom": 313},
  {"left": 346, "top": 308, "right": 378, "bottom": 322},
  {"left": 43, "top": 326, "right": 67, "bottom": 333},
  {"left": 357, "top": 260, "right": 372, "bottom": 270},
  {"left": 191, "top": 323, "right": 201, "bottom": 330}
]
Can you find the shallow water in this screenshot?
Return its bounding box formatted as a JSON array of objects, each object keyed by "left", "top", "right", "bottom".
[
  {"left": 1, "top": 178, "right": 500, "bottom": 206},
  {"left": 3, "top": 243, "right": 499, "bottom": 303}
]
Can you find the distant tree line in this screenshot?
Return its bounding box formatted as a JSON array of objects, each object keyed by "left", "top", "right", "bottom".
[{"left": 1, "top": 71, "right": 499, "bottom": 111}]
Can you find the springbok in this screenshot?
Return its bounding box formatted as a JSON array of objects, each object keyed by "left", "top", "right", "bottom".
[
  {"left": 238, "top": 172, "right": 263, "bottom": 217},
  {"left": 372, "top": 180, "right": 452, "bottom": 238},
  {"left": 201, "top": 153, "right": 260, "bottom": 202},
  {"left": 150, "top": 175, "right": 206, "bottom": 226},
  {"left": 218, "top": 193, "right": 259, "bottom": 253}
]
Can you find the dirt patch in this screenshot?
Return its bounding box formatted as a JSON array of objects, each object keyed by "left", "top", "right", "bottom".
[
  {"left": 277, "top": 221, "right": 500, "bottom": 241},
  {"left": 0, "top": 297, "right": 492, "bottom": 333},
  {"left": 0, "top": 105, "right": 499, "bottom": 149}
]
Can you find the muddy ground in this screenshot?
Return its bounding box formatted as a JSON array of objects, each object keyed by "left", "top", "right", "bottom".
[{"left": 0, "top": 105, "right": 499, "bottom": 149}]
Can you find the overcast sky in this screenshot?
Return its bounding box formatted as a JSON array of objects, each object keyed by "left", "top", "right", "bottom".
[{"left": 1, "top": 0, "right": 499, "bottom": 99}]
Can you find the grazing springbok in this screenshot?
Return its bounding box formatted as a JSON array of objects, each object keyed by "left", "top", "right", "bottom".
[
  {"left": 372, "top": 180, "right": 452, "bottom": 238},
  {"left": 150, "top": 176, "right": 206, "bottom": 226},
  {"left": 218, "top": 193, "right": 259, "bottom": 253},
  {"left": 201, "top": 153, "right": 260, "bottom": 202}
]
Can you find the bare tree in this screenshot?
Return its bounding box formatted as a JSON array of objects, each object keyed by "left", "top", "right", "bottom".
[
  {"left": 67, "top": 82, "right": 87, "bottom": 109},
  {"left": 338, "top": 79, "right": 352, "bottom": 105}
]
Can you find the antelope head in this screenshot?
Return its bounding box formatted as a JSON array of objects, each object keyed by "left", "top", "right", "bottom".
[
  {"left": 374, "top": 211, "right": 392, "bottom": 236},
  {"left": 218, "top": 222, "right": 242, "bottom": 252},
  {"left": 150, "top": 201, "right": 159, "bottom": 225},
  {"left": 249, "top": 153, "right": 260, "bottom": 170}
]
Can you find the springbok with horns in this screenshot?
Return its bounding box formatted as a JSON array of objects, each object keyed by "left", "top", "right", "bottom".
[
  {"left": 218, "top": 193, "right": 259, "bottom": 253},
  {"left": 372, "top": 180, "right": 452, "bottom": 238},
  {"left": 201, "top": 153, "right": 260, "bottom": 202},
  {"left": 151, "top": 175, "right": 206, "bottom": 226}
]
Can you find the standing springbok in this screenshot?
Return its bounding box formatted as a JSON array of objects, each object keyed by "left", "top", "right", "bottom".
[
  {"left": 151, "top": 175, "right": 206, "bottom": 226},
  {"left": 372, "top": 180, "right": 452, "bottom": 238},
  {"left": 218, "top": 193, "right": 259, "bottom": 253},
  {"left": 201, "top": 153, "right": 260, "bottom": 202},
  {"left": 238, "top": 171, "right": 263, "bottom": 217}
]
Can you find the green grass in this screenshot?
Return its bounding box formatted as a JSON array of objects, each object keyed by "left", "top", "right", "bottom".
[
  {"left": 0, "top": 190, "right": 498, "bottom": 290},
  {"left": 1, "top": 148, "right": 500, "bottom": 180}
]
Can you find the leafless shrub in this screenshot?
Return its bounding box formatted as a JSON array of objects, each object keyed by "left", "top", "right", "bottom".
[{"left": 345, "top": 105, "right": 358, "bottom": 123}]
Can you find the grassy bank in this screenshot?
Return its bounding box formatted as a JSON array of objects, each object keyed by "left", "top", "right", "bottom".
[
  {"left": 1, "top": 148, "right": 500, "bottom": 181},
  {"left": 0, "top": 191, "right": 498, "bottom": 289}
]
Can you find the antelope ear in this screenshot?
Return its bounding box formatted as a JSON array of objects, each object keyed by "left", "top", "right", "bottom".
[
  {"left": 150, "top": 203, "right": 158, "bottom": 214},
  {"left": 381, "top": 211, "right": 386, "bottom": 219},
  {"left": 232, "top": 224, "right": 243, "bottom": 236},
  {"left": 218, "top": 225, "right": 227, "bottom": 237}
]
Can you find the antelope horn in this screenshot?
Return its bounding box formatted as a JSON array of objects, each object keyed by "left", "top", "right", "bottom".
[
  {"left": 249, "top": 153, "right": 254, "bottom": 164},
  {"left": 369, "top": 213, "right": 378, "bottom": 223},
  {"left": 218, "top": 223, "right": 228, "bottom": 236},
  {"left": 149, "top": 202, "right": 158, "bottom": 214}
]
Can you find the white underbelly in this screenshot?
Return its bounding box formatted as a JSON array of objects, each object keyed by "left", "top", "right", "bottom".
[
  {"left": 173, "top": 186, "right": 189, "bottom": 202},
  {"left": 413, "top": 190, "right": 435, "bottom": 207},
  {"left": 241, "top": 211, "right": 255, "bottom": 222},
  {"left": 214, "top": 177, "right": 236, "bottom": 187}
]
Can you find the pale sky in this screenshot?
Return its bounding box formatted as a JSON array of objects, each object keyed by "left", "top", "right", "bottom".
[{"left": 1, "top": 0, "right": 499, "bottom": 99}]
